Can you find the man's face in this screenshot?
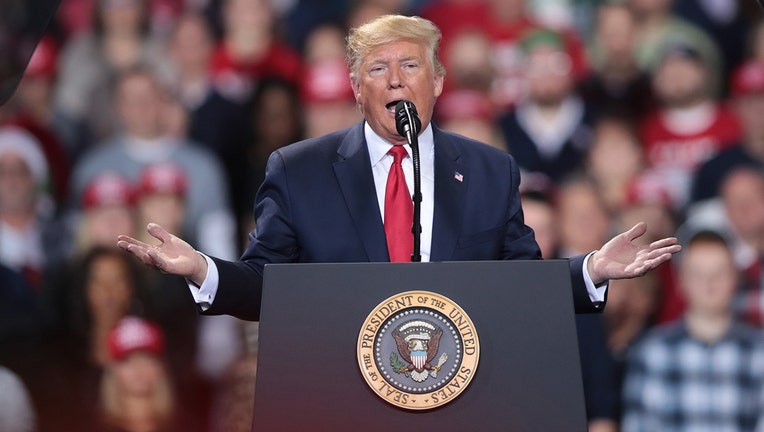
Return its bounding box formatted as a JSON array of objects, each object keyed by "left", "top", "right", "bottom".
[
  {"left": 351, "top": 39, "right": 444, "bottom": 145},
  {"left": 653, "top": 55, "right": 707, "bottom": 108},
  {"left": 679, "top": 242, "right": 737, "bottom": 316}
]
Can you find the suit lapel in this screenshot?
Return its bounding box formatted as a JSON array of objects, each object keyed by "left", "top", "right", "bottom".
[
  {"left": 333, "top": 123, "right": 389, "bottom": 262},
  {"left": 430, "top": 128, "right": 465, "bottom": 262}
]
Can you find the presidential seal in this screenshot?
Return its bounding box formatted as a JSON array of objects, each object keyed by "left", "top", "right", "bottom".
[{"left": 357, "top": 291, "right": 480, "bottom": 410}]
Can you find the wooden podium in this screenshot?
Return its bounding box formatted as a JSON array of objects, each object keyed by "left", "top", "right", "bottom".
[{"left": 251, "top": 260, "right": 587, "bottom": 431}]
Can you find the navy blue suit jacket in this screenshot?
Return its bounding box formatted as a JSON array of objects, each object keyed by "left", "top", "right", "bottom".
[{"left": 207, "top": 122, "right": 602, "bottom": 320}]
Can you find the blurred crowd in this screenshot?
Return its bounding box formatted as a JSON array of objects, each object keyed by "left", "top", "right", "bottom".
[{"left": 2, "top": 0, "right": 764, "bottom": 430}]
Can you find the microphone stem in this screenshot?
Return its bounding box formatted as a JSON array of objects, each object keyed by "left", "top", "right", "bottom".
[{"left": 408, "top": 127, "right": 422, "bottom": 263}]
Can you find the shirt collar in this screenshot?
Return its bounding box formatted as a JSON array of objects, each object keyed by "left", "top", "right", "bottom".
[{"left": 365, "top": 121, "right": 435, "bottom": 167}]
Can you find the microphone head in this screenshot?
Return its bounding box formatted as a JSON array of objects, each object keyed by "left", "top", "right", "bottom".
[{"left": 395, "top": 100, "right": 422, "bottom": 137}]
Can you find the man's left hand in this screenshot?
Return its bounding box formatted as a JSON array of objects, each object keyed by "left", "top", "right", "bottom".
[{"left": 587, "top": 222, "right": 681, "bottom": 285}]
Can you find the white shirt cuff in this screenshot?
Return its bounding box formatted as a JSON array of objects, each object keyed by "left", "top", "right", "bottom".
[
  {"left": 582, "top": 251, "right": 608, "bottom": 305},
  {"left": 186, "top": 253, "right": 220, "bottom": 311}
]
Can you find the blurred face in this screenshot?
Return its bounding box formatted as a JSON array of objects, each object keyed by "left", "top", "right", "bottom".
[
  {"left": 595, "top": 6, "right": 636, "bottom": 67},
  {"left": 0, "top": 152, "right": 36, "bottom": 214},
  {"left": 100, "top": 0, "right": 145, "bottom": 34},
  {"left": 558, "top": 182, "right": 610, "bottom": 253},
  {"left": 137, "top": 194, "right": 185, "bottom": 234},
  {"left": 629, "top": 0, "right": 672, "bottom": 17},
  {"left": 679, "top": 241, "right": 737, "bottom": 316},
  {"left": 304, "top": 26, "right": 347, "bottom": 63},
  {"left": 116, "top": 73, "right": 165, "bottom": 138},
  {"left": 721, "top": 170, "right": 764, "bottom": 240},
  {"left": 223, "top": 0, "right": 272, "bottom": 36},
  {"left": 170, "top": 15, "right": 213, "bottom": 73},
  {"left": 521, "top": 198, "right": 558, "bottom": 259},
  {"left": 114, "top": 352, "right": 163, "bottom": 397},
  {"left": 524, "top": 46, "right": 573, "bottom": 106},
  {"left": 86, "top": 254, "right": 133, "bottom": 324},
  {"left": 653, "top": 55, "right": 707, "bottom": 108},
  {"left": 587, "top": 121, "right": 643, "bottom": 185},
  {"left": 85, "top": 205, "right": 135, "bottom": 247},
  {"left": 255, "top": 85, "right": 301, "bottom": 151},
  {"left": 351, "top": 39, "right": 444, "bottom": 145}
]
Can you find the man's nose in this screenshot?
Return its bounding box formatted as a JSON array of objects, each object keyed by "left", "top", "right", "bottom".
[{"left": 388, "top": 66, "right": 403, "bottom": 88}]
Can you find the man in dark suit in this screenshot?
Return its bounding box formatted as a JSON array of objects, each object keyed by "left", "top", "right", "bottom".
[{"left": 117, "top": 15, "right": 680, "bottom": 322}]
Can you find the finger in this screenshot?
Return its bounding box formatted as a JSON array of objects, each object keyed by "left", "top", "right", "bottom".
[
  {"left": 637, "top": 252, "right": 674, "bottom": 274},
  {"left": 117, "top": 235, "right": 151, "bottom": 250},
  {"left": 122, "top": 242, "right": 156, "bottom": 267},
  {"left": 649, "top": 237, "right": 679, "bottom": 249},
  {"left": 147, "top": 223, "right": 172, "bottom": 244},
  {"left": 624, "top": 221, "right": 647, "bottom": 242}
]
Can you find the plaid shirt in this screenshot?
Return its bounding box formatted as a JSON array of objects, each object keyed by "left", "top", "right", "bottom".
[{"left": 622, "top": 320, "right": 764, "bottom": 432}]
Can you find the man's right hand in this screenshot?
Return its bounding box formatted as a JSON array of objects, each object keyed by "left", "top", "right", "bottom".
[{"left": 117, "top": 223, "right": 208, "bottom": 286}]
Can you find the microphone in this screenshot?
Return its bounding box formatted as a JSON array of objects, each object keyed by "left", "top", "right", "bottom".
[
  {"left": 395, "top": 100, "right": 422, "bottom": 138},
  {"left": 394, "top": 100, "right": 422, "bottom": 262}
]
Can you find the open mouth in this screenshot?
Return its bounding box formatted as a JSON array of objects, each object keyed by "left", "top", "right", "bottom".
[{"left": 386, "top": 100, "right": 402, "bottom": 113}]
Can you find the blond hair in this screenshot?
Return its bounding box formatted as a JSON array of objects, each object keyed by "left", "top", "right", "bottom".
[
  {"left": 100, "top": 361, "right": 175, "bottom": 428},
  {"left": 346, "top": 15, "right": 446, "bottom": 84}
]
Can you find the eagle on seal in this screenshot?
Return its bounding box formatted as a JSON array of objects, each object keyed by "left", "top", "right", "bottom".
[{"left": 392, "top": 320, "right": 447, "bottom": 382}]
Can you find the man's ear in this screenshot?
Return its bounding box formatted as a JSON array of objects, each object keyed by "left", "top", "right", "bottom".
[{"left": 350, "top": 79, "right": 361, "bottom": 104}]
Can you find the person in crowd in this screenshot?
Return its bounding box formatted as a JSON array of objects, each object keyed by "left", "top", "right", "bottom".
[
  {"left": 640, "top": 42, "right": 740, "bottom": 212},
  {"left": 133, "top": 162, "right": 236, "bottom": 388},
  {"left": 584, "top": 114, "right": 645, "bottom": 213},
  {"left": 672, "top": 0, "right": 748, "bottom": 82},
  {"left": 603, "top": 272, "right": 661, "bottom": 423},
  {"left": 1, "top": 36, "right": 72, "bottom": 204},
  {"left": 165, "top": 11, "right": 251, "bottom": 213},
  {"left": 96, "top": 316, "right": 199, "bottom": 432},
  {"left": 70, "top": 67, "right": 237, "bottom": 261},
  {"left": 618, "top": 176, "right": 681, "bottom": 324},
  {"left": 718, "top": 168, "right": 764, "bottom": 327},
  {"left": 238, "top": 78, "right": 303, "bottom": 239},
  {"left": 117, "top": 14, "right": 679, "bottom": 325},
  {"left": 580, "top": 2, "right": 654, "bottom": 120},
  {"left": 628, "top": 0, "right": 722, "bottom": 92},
  {"left": 210, "top": 0, "right": 302, "bottom": 103},
  {"left": 691, "top": 60, "right": 764, "bottom": 205},
  {"left": 498, "top": 28, "right": 596, "bottom": 186},
  {"left": 521, "top": 189, "right": 619, "bottom": 432},
  {"left": 301, "top": 23, "right": 362, "bottom": 139},
  {"left": 0, "top": 365, "right": 36, "bottom": 432},
  {"left": 622, "top": 230, "right": 764, "bottom": 431},
  {"left": 75, "top": 172, "right": 137, "bottom": 254},
  {"left": 52, "top": 0, "right": 173, "bottom": 154},
  {"left": 0, "top": 127, "right": 56, "bottom": 290}
]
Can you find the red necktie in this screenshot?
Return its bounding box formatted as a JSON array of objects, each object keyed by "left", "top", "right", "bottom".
[{"left": 384, "top": 145, "right": 413, "bottom": 262}]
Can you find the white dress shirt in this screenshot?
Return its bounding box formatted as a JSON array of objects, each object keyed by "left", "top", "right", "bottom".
[{"left": 188, "top": 122, "right": 607, "bottom": 310}]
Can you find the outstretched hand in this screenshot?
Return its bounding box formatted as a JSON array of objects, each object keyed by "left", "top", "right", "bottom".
[
  {"left": 117, "top": 223, "right": 208, "bottom": 285},
  {"left": 587, "top": 222, "right": 681, "bottom": 285}
]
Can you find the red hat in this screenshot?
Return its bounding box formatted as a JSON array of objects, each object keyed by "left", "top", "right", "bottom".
[
  {"left": 301, "top": 60, "right": 354, "bottom": 104},
  {"left": 25, "top": 36, "right": 58, "bottom": 79},
  {"left": 82, "top": 172, "right": 135, "bottom": 209},
  {"left": 137, "top": 163, "right": 187, "bottom": 198},
  {"left": 107, "top": 316, "right": 165, "bottom": 361},
  {"left": 731, "top": 61, "right": 764, "bottom": 97}
]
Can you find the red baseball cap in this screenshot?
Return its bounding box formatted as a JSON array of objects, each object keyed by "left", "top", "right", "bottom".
[
  {"left": 137, "top": 163, "right": 187, "bottom": 198},
  {"left": 82, "top": 172, "right": 135, "bottom": 209},
  {"left": 731, "top": 61, "right": 764, "bottom": 97},
  {"left": 107, "top": 316, "right": 165, "bottom": 361},
  {"left": 301, "top": 60, "right": 354, "bottom": 104}
]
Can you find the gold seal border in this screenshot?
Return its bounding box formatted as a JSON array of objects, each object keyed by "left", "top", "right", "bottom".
[{"left": 357, "top": 290, "right": 480, "bottom": 410}]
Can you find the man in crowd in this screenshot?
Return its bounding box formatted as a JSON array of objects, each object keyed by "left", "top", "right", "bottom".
[{"left": 622, "top": 230, "right": 764, "bottom": 431}]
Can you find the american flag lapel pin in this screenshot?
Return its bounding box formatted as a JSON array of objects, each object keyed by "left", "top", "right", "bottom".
[{"left": 454, "top": 171, "right": 463, "bottom": 182}]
